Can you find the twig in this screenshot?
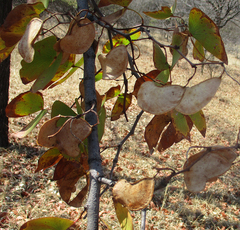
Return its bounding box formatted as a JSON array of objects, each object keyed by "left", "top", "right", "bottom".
[{"left": 140, "top": 208, "right": 147, "bottom": 230}]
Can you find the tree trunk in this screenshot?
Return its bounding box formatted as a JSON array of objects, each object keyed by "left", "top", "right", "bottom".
[
  {"left": 0, "top": 0, "right": 12, "bottom": 147},
  {"left": 77, "top": 0, "right": 103, "bottom": 229}
]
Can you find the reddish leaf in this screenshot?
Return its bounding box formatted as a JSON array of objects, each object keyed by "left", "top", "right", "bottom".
[
  {"left": 133, "top": 69, "right": 160, "bottom": 97},
  {"left": 35, "top": 148, "right": 63, "bottom": 172},
  {"left": 102, "top": 8, "right": 127, "bottom": 25},
  {"left": 6, "top": 91, "right": 44, "bottom": 117},
  {"left": 144, "top": 114, "right": 171, "bottom": 153},
  {"left": 105, "top": 85, "right": 121, "bottom": 101},
  {"left": 111, "top": 93, "right": 132, "bottom": 121}
]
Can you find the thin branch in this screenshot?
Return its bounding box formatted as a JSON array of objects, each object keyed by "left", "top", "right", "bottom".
[{"left": 140, "top": 208, "right": 147, "bottom": 230}]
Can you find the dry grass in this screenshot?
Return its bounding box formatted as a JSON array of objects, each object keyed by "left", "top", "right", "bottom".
[{"left": 0, "top": 25, "right": 240, "bottom": 230}]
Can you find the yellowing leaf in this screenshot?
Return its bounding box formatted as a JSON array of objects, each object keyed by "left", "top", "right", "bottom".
[
  {"left": 111, "top": 93, "right": 132, "bottom": 121},
  {"left": 113, "top": 201, "right": 133, "bottom": 230},
  {"left": 60, "top": 18, "right": 95, "bottom": 54},
  {"left": 105, "top": 85, "right": 121, "bottom": 101},
  {"left": 18, "top": 18, "right": 43, "bottom": 63},
  {"left": 137, "top": 81, "right": 184, "bottom": 115},
  {"left": 113, "top": 178, "right": 154, "bottom": 211},
  {"left": 35, "top": 148, "right": 63, "bottom": 172},
  {"left": 20, "top": 217, "right": 74, "bottom": 230},
  {"left": 153, "top": 42, "right": 170, "bottom": 71},
  {"left": 193, "top": 39, "right": 205, "bottom": 62},
  {"left": 189, "top": 8, "right": 228, "bottom": 64},
  {"left": 98, "top": 0, "right": 132, "bottom": 7},
  {"left": 184, "top": 146, "right": 237, "bottom": 193},
  {"left": 175, "top": 77, "right": 221, "bottom": 115},
  {"left": 143, "top": 6, "right": 173, "bottom": 20},
  {"left": 99, "top": 45, "right": 128, "bottom": 80},
  {"left": 12, "top": 109, "right": 47, "bottom": 138},
  {"left": 6, "top": 91, "right": 44, "bottom": 117}
]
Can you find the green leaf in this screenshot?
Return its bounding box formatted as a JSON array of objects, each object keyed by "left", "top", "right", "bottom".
[
  {"left": 193, "top": 40, "right": 205, "bottom": 62},
  {"left": 20, "top": 36, "right": 57, "bottom": 84},
  {"left": 98, "top": 106, "right": 106, "bottom": 142},
  {"left": 111, "top": 93, "right": 132, "bottom": 121},
  {"left": 143, "top": 6, "right": 173, "bottom": 20},
  {"left": 103, "top": 29, "right": 141, "bottom": 53},
  {"left": 6, "top": 91, "right": 44, "bottom": 117},
  {"left": 189, "top": 8, "right": 228, "bottom": 64},
  {"left": 44, "top": 54, "right": 75, "bottom": 89},
  {"left": 12, "top": 109, "right": 47, "bottom": 138},
  {"left": 20, "top": 217, "right": 74, "bottom": 230},
  {"left": 51, "top": 100, "right": 77, "bottom": 127},
  {"left": 113, "top": 201, "right": 133, "bottom": 230},
  {"left": 153, "top": 42, "right": 170, "bottom": 71},
  {"left": 188, "top": 110, "right": 206, "bottom": 137},
  {"left": 75, "top": 98, "right": 82, "bottom": 115},
  {"left": 49, "top": 56, "right": 84, "bottom": 89},
  {"left": 95, "top": 71, "right": 103, "bottom": 82},
  {"left": 31, "top": 52, "right": 63, "bottom": 93},
  {"left": 171, "top": 0, "right": 177, "bottom": 14},
  {"left": 155, "top": 69, "right": 170, "bottom": 84},
  {"left": 35, "top": 148, "right": 63, "bottom": 172},
  {"left": 171, "top": 109, "right": 190, "bottom": 138}
]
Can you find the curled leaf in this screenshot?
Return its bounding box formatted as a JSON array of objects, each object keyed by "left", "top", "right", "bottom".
[
  {"left": 60, "top": 18, "right": 95, "bottom": 54},
  {"left": 112, "top": 178, "right": 154, "bottom": 211},
  {"left": 184, "top": 146, "right": 237, "bottom": 193},
  {"left": 143, "top": 6, "right": 173, "bottom": 20},
  {"left": 98, "top": 45, "right": 128, "bottom": 80},
  {"left": 18, "top": 18, "right": 43, "bottom": 63},
  {"left": 175, "top": 77, "right": 221, "bottom": 115},
  {"left": 137, "top": 81, "right": 185, "bottom": 115}
]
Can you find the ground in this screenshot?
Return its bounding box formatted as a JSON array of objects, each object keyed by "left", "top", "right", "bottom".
[{"left": 0, "top": 6, "right": 240, "bottom": 230}]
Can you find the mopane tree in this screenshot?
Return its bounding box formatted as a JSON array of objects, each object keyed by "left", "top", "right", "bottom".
[{"left": 0, "top": 0, "right": 239, "bottom": 229}]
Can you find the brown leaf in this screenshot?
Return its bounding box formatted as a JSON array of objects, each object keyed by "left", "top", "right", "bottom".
[
  {"left": 144, "top": 114, "right": 171, "bottom": 153},
  {"left": 184, "top": 146, "right": 237, "bottom": 193},
  {"left": 112, "top": 178, "right": 154, "bottom": 211}
]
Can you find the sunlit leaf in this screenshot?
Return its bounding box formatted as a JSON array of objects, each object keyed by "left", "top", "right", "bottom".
[
  {"left": 188, "top": 110, "right": 206, "bottom": 137},
  {"left": 171, "top": 0, "right": 177, "bottom": 13},
  {"left": 193, "top": 39, "right": 205, "bottom": 62},
  {"left": 184, "top": 146, "right": 237, "bottom": 193},
  {"left": 105, "top": 85, "right": 121, "bottom": 101},
  {"left": 49, "top": 56, "right": 84, "bottom": 88},
  {"left": 143, "top": 6, "right": 173, "bottom": 20},
  {"left": 18, "top": 18, "right": 43, "bottom": 63},
  {"left": 6, "top": 91, "right": 44, "bottom": 117},
  {"left": 153, "top": 42, "right": 170, "bottom": 71},
  {"left": 111, "top": 93, "right": 132, "bottom": 121},
  {"left": 60, "top": 18, "right": 95, "bottom": 54},
  {"left": 137, "top": 81, "right": 184, "bottom": 115},
  {"left": 20, "top": 36, "right": 57, "bottom": 84},
  {"left": 12, "top": 109, "right": 47, "bottom": 138},
  {"left": 170, "top": 28, "right": 188, "bottom": 68},
  {"left": 113, "top": 178, "right": 154, "bottom": 211},
  {"left": 113, "top": 201, "right": 133, "bottom": 230},
  {"left": 98, "top": 106, "right": 106, "bottom": 142},
  {"left": 95, "top": 71, "right": 103, "bottom": 82},
  {"left": 35, "top": 148, "right": 63, "bottom": 172},
  {"left": 189, "top": 8, "right": 228, "bottom": 64},
  {"left": 99, "top": 45, "right": 128, "bottom": 80},
  {"left": 20, "top": 217, "right": 74, "bottom": 230},
  {"left": 31, "top": 52, "right": 63, "bottom": 93},
  {"left": 133, "top": 70, "right": 160, "bottom": 97},
  {"left": 171, "top": 109, "right": 190, "bottom": 138},
  {"left": 51, "top": 100, "right": 77, "bottom": 127},
  {"left": 44, "top": 54, "right": 75, "bottom": 89},
  {"left": 175, "top": 77, "right": 221, "bottom": 115},
  {"left": 27, "top": 0, "right": 49, "bottom": 8},
  {"left": 98, "top": 0, "right": 132, "bottom": 7},
  {"left": 103, "top": 29, "right": 141, "bottom": 53},
  {"left": 0, "top": 43, "right": 15, "bottom": 63},
  {"left": 144, "top": 114, "right": 171, "bottom": 153}
]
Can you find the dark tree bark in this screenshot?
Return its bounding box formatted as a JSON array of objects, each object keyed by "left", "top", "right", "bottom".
[{"left": 0, "top": 0, "right": 12, "bottom": 147}]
